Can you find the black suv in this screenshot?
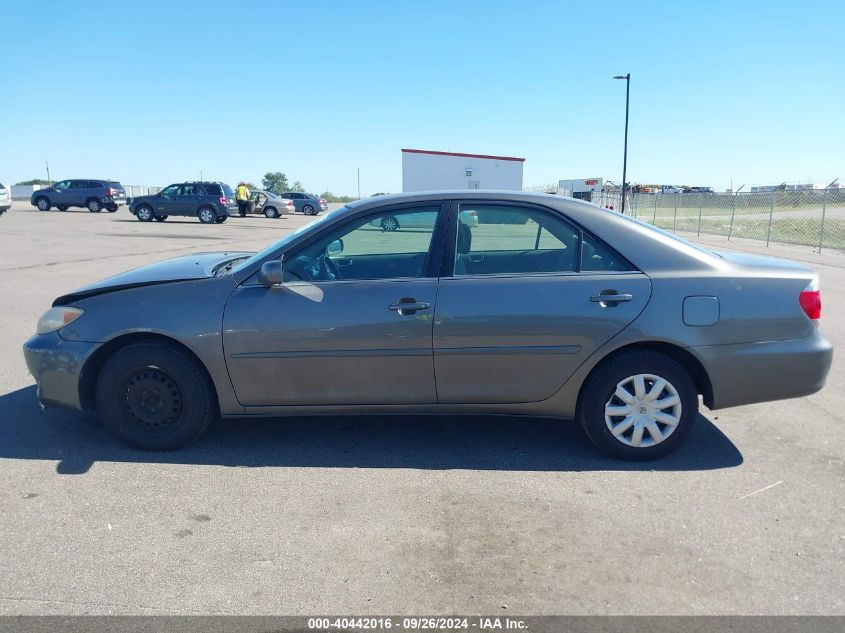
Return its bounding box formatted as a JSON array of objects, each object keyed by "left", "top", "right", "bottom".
[
  {"left": 31, "top": 179, "right": 127, "bottom": 213},
  {"left": 128, "top": 182, "right": 238, "bottom": 223}
]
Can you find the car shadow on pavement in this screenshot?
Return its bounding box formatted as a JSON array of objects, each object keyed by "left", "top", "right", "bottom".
[{"left": 0, "top": 385, "right": 743, "bottom": 475}]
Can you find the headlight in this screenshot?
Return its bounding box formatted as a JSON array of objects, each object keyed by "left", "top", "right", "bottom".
[{"left": 37, "top": 307, "right": 84, "bottom": 335}]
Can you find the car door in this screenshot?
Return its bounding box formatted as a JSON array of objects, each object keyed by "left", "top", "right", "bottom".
[
  {"left": 222, "top": 203, "right": 448, "bottom": 407},
  {"left": 52, "top": 180, "right": 71, "bottom": 204},
  {"left": 155, "top": 184, "right": 182, "bottom": 216},
  {"left": 433, "top": 201, "right": 651, "bottom": 404},
  {"left": 69, "top": 180, "right": 89, "bottom": 206}
]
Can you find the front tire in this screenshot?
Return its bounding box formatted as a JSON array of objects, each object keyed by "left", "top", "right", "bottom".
[
  {"left": 577, "top": 351, "right": 698, "bottom": 460},
  {"left": 197, "top": 207, "right": 216, "bottom": 224},
  {"left": 95, "top": 342, "right": 216, "bottom": 451},
  {"left": 87, "top": 199, "right": 102, "bottom": 213},
  {"left": 35, "top": 197, "right": 51, "bottom": 211},
  {"left": 264, "top": 206, "right": 279, "bottom": 218},
  {"left": 135, "top": 205, "right": 154, "bottom": 222}
]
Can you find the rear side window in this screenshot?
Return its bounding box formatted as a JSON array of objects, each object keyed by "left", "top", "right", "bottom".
[
  {"left": 88, "top": 181, "right": 104, "bottom": 189},
  {"left": 202, "top": 183, "right": 222, "bottom": 196},
  {"left": 70, "top": 181, "right": 88, "bottom": 189},
  {"left": 455, "top": 204, "right": 632, "bottom": 276},
  {"left": 109, "top": 181, "right": 124, "bottom": 190}
]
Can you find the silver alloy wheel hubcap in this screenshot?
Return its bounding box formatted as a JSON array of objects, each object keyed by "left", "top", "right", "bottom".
[
  {"left": 138, "top": 208, "right": 151, "bottom": 220},
  {"left": 383, "top": 218, "right": 397, "bottom": 231},
  {"left": 604, "top": 373, "right": 682, "bottom": 447},
  {"left": 89, "top": 201, "right": 98, "bottom": 211},
  {"left": 200, "top": 209, "right": 213, "bottom": 222},
  {"left": 37, "top": 199, "right": 48, "bottom": 210}
]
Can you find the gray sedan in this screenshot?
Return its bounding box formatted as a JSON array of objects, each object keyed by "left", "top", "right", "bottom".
[{"left": 23, "top": 191, "right": 832, "bottom": 459}]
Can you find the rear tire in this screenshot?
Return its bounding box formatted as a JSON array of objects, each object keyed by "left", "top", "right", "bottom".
[
  {"left": 264, "top": 206, "right": 279, "bottom": 218},
  {"left": 35, "top": 197, "right": 51, "bottom": 211},
  {"left": 577, "top": 350, "right": 698, "bottom": 460},
  {"left": 95, "top": 342, "right": 216, "bottom": 451},
  {"left": 57, "top": 204, "right": 68, "bottom": 212},
  {"left": 135, "top": 205, "right": 154, "bottom": 222},
  {"left": 198, "top": 207, "right": 216, "bottom": 224},
  {"left": 381, "top": 216, "right": 400, "bottom": 232},
  {"left": 87, "top": 199, "right": 102, "bottom": 213},
  {"left": 303, "top": 204, "right": 315, "bottom": 215}
]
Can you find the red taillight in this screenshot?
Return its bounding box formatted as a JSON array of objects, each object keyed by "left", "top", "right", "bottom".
[
  {"left": 319, "top": 198, "right": 326, "bottom": 204},
  {"left": 219, "top": 196, "right": 227, "bottom": 205},
  {"left": 106, "top": 188, "right": 113, "bottom": 197},
  {"left": 799, "top": 277, "right": 821, "bottom": 322}
]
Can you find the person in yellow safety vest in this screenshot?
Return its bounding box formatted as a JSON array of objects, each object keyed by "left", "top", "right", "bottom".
[{"left": 236, "top": 182, "right": 250, "bottom": 217}]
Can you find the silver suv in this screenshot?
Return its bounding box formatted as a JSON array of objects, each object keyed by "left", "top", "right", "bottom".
[{"left": 31, "top": 180, "right": 127, "bottom": 213}]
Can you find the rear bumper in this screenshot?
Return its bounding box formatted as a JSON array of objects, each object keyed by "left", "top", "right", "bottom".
[
  {"left": 691, "top": 328, "right": 833, "bottom": 410},
  {"left": 23, "top": 332, "right": 100, "bottom": 411}
]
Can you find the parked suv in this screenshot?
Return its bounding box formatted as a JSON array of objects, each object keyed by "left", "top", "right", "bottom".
[
  {"left": 31, "top": 179, "right": 127, "bottom": 212},
  {"left": 0, "top": 182, "right": 10, "bottom": 215},
  {"left": 129, "top": 182, "right": 238, "bottom": 223},
  {"left": 280, "top": 192, "right": 328, "bottom": 215}
]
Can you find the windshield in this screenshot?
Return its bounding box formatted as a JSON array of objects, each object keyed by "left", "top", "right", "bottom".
[
  {"left": 230, "top": 206, "right": 348, "bottom": 275},
  {"left": 606, "top": 208, "right": 723, "bottom": 258}
]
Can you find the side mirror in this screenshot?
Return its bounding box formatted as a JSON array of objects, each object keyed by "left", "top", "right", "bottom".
[
  {"left": 259, "top": 260, "right": 284, "bottom": 285},
  {"left": 327, "top": 239, "right": 344, "bottom": 256}
]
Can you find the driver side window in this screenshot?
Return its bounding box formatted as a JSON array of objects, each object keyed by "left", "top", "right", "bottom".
[
  {"left": 160, "top": 185, "right": 180, "bottom": 197},
  {"left": 285, "top": 206, "right": 441, "bottom": 282}
]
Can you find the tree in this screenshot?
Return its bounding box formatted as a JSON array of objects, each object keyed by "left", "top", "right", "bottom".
[
  {"left": 371, "top": 192, "right": 389, "bottom": 197},
  {"left": 320, "top": 191, "right": 357, "bottom": 203},
  {"left": 16, "top": 178, "right": 50, "bottom": 185},
  {"left": 261, "top": 172, "right": 289, "bottom": 194},
  {"left": 291, "top": 181, "right": 305, "bottom": 192}
]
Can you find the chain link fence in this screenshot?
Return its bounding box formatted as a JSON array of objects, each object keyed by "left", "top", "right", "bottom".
[{"left": 525, "top": 185, "right": 845, "bottom": 253}]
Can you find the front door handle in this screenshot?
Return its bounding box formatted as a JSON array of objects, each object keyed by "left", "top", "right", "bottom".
[
  {"left": 590, "top": 292, "right": 633, "bottom": 305},
  {"left": 388, "top": 298, "right": 431, "bottom": 315}
]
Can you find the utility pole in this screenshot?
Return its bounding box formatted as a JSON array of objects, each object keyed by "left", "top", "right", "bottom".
[{"left": 46, "top": 161, "right": 51, "bottom": 185}]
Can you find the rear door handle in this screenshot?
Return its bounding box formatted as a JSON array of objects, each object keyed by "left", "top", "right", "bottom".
[{"left": 590, "top": 293, "right": 633, "bottom": 304}]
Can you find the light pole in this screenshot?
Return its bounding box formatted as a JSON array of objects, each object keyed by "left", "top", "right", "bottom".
[
  {"left": 357, "top": 167, "right": 361, "bottom": 199},
  {"left": 613, "top": 74, "right": 630, "bottom": 214}
]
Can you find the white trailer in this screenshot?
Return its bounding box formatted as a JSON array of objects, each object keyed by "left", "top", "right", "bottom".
[{"left": 402, "top": 149, "right": 525, "bottom": 192}]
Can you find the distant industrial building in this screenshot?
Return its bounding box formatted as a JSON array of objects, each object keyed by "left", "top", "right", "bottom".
[
  {"left": 401, "top": 148, "right": 525, "bottom": 192},
  {"left": 558, "top": 178, "right": 603, "bottom": 201}
]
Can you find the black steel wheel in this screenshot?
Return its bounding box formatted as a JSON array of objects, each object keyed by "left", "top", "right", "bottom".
[{"left": 95, "top": 342, "right": 216, "bottom": 450}]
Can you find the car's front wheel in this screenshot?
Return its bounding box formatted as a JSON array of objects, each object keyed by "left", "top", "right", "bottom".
[
  {"left": 34, "top": 197, "right": 50, "bottom": 211},
  {"left": 577, "top": 350, "right": 698, "bottom": 460},
  {"left": 135, "top": 205, "right": 154, "bottom": 222},
  {"left": 95, "top": 342, "right": 216, "bottom": 450},
  {"left": 87, "top": 199, "right": 102, "bottom": 213},
  {"left": 198, "top": 207, "right": 216, "bottom": 224}
]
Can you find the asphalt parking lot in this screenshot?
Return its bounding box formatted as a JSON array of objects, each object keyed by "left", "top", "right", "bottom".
[{"left": 0, "top": 202, "right": 843, "bottom": 615}]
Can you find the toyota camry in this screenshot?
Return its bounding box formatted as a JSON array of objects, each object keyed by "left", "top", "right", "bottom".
[{"left": 23, "top": 191, "right": 833, "bottom": 459}]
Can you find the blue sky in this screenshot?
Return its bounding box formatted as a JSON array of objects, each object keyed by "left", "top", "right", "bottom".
[{"left": 3, "top": 0, "right": 843, "bottom": 194}]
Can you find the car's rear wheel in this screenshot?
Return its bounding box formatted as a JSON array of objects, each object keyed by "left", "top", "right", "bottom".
[
  {"left": 264, "top": 206, "right": 279, "bottom": 218},
  {"left": 197, "top": 207, "right": 216, "bottom": 224},
  {"left": 303, "top": 204, "right": 315, "bottom": 215},
  {"left": 57, "top": 204, "right": 68, "bottom": 212},
  {"left": 107, "top": 205, "right": 118, "bottom": 213},
  {"left": 87, "top": 199, "right": 102, "bottom": 213},
  {"left": 154, "top": 215, "right": 168, "bottom": 222},
  {"left": 215, "top": 215, "right": 227, "bottom": 223},
  {"left": 577, "top": 350, "right": 698, "bottom": 460},
  {"left": 135, "top": 205, "right": 154, "bottom": 222},
  {"left": 381, "top": 216, "right": 400, "bottom": 232},
  {"left": 95, "top": 342, "right": 216, "bottom": 451},
  {"left": 35, "top": 197, "right": 50, "bottom": 211}
]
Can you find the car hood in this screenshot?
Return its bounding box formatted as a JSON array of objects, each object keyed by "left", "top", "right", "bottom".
[
  {"left": 712, "top": 250, "right": 815, "bottom": 276},
  {"left": 53, "top": 251, "right": 255, "bottom": 306}
]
